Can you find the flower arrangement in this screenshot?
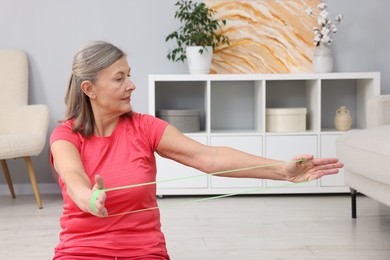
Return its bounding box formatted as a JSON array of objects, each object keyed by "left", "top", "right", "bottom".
[{"left": 306, "top": 2, "right": 343, "bottom": 47}]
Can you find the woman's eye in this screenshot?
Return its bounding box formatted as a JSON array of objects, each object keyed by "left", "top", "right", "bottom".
[{"left": 116, "top": 77, "right": 123, "bottom": 82}]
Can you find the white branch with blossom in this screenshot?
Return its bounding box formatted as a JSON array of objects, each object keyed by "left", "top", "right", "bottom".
[{"left": 306, "top": 2, "right": 343, "bottom": 47}]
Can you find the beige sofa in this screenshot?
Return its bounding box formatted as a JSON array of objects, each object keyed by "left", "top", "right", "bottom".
[{"left": 336, "top": 95, "right": 390, "bottom": 218}]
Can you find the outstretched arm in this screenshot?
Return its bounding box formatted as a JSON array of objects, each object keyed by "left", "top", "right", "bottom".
[
  {"left": 157, "top": 125, "right": 343, "bottom": 182},
  {"left": 51, "top": 140, "right": 108, "bottom": 216}
]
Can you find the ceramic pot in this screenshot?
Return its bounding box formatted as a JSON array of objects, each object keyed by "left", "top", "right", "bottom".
[
  {"left": 334, "top": 106, "right": 352, "bottom": 131},
  {"left": 313, "top": 44, "right": 333, "bottom": 73},
  {"left": 186, "top": 46, "right": 213, "bottom": 74}
]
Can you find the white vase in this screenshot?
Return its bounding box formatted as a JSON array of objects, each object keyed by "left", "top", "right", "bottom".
[
  {"left": 186, "top": 46, "right": 213, "bottom": 74},
  {"left": 313, "top": 44, "right": 333, "bottom": 73},
  {"left": 334, "top": 106, "right": 352, "bottom": 131}
]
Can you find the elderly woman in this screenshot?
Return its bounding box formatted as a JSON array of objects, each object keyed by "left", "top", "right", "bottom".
[{"left": 50, "top": 41, "right": 343, "bottom": 259}]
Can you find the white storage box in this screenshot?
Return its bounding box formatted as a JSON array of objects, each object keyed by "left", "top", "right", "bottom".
[
  {"left": 266, "top": 107, "right": 307, "bottom": 132},
  {"left": 157, "top": 109, "right": 200, "bottom": 132}
]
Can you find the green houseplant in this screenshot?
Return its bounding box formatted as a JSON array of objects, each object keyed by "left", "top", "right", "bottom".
[{"left": 165, "top": 0, "right": 229, "bottom": 73}]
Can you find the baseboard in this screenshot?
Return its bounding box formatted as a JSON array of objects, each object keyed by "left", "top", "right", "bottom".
[{"left": 0, "top": 183, "right": 61, "bottom": 195}]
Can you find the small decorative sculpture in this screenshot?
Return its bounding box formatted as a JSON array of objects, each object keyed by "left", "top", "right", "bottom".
[{"left": 334, "top": 106, "right": 352, "bottom": 131}]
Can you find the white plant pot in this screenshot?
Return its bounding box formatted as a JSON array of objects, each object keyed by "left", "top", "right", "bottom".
[{"left": 186, "top": 46, "right": 213, "bottom": 74}]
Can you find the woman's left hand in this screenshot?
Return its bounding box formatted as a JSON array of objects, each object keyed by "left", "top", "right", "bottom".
[{"left": 284, "top": 154, "right": 344, "bottom": 183}]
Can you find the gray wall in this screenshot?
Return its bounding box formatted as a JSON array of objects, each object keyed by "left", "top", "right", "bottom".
[{"left": 0, "top": 0, "right": 389, "bottom": 188}]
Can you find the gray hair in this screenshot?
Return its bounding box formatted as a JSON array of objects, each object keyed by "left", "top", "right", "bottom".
[{"left": 64, "top": 41, "right": 126, "bottom": 136}]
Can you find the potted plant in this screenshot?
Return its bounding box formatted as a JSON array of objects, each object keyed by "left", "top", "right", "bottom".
[{"left": 165, "top": 0, "right": 229, "bottom": 74}]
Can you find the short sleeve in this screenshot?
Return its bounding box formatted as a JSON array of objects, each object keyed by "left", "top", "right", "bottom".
[
  {"left": 138, "top": 114, "right": 168, "bottom": 151},
  {"left": 49, "top": 121, "right": 83, "bottom": 165},
  {"left": 50, "top": 123, "right": 82, "bottom": 149}
]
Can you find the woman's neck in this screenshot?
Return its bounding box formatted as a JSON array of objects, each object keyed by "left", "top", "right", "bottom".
[{"left": 93, "top": 116, "right": 120, "bottom": 137}]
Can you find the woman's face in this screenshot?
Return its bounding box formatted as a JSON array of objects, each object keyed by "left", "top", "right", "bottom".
[{"left": 90, "top": 56, "right": 135, "bottom": 117}]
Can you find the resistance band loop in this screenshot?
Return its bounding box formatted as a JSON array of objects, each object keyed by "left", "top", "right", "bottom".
[
  {"left": 104, "top": 180, "right": 310, "bottom": 218},
  {"left": 90, "top": 159, "right": 306, "bottom": 216}
]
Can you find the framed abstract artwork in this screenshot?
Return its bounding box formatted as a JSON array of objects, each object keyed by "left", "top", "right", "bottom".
[{"left": 205, "top": 0, "right": 320, "bottom": 74}]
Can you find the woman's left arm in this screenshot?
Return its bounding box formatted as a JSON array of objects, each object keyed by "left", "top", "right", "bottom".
[{"left": 156, "top": 124, "right": 343, "bottom": 182}]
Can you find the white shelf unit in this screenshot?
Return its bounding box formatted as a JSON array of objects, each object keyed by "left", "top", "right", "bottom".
[{"left": 148, "top": 73, "right": 380, "bottom": 195}]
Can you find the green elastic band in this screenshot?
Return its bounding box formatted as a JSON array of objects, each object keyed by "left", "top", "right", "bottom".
[
  {"left": 89, "top": 158, "right": 307, "bottom": 216},
  {"left": 104, "top": 180, "right": 311, "bottom": 218},
  {"left": 91, "top": 189, "right": 105, "bottom": 215}
]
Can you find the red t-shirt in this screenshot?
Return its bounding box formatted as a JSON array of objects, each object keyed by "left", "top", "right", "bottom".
[{"left": 50, "top": 113, "right": 169, "bottom": 259}]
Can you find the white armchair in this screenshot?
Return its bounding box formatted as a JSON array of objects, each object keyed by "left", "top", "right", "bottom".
[
  {"left": 336, "top": 95, "right": 390, "bottom": 218},
  {"left": 0, "top": 49, "right": 49, "bottom": 209}
]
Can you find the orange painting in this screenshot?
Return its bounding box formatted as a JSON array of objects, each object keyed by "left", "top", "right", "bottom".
[{"left": 205, "top": 0, "right": 320, "bottom": 74}]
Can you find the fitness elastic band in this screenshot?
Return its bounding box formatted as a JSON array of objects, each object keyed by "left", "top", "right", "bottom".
[{"left": 90, "top": 159, "right": 307, "bottom": 217}]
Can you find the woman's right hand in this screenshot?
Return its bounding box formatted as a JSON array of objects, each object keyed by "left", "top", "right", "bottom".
[{"left": 90, "top": 175, "right": 108, "bottom": 217}]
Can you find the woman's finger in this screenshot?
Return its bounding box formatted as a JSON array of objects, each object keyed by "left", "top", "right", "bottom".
[{"left": 95, "top": 175, "right": 105, "bottom": 190}]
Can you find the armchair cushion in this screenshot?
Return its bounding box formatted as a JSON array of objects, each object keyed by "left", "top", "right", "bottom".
[
  {"left": 0, "top": 104, "right": 49, "bottom": 159},
  {"left": 336, "top": 125, "right": 390, "bottom": 186}
]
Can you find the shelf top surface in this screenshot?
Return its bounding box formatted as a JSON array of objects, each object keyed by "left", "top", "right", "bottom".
[{"left": 149, "top": 72, "right": 380, "bottom": 81}]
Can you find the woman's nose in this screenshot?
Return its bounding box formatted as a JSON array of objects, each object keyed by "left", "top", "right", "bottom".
[{"left": 126, "top": 79, "right": 136, "bottom": 91}]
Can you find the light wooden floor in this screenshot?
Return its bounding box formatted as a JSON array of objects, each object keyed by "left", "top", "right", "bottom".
[{"left": 0, "top": 194, "right": 389, "bottom": 260}]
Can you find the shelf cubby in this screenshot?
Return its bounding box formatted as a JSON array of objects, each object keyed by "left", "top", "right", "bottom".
[
  {"left": 154, "top": 80, "right": 207, "bottom": 132},
  {"left": 321, "top": 79, "right": 358, "bottom": 131},
  {"left": 265, "top": 79, "right": 320, "bottom": 132},
  {"left": 210, "top": 80, "right": 263, "bottom": 133}
]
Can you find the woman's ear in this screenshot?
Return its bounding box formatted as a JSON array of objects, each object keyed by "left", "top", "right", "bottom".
[{"left": 80, "top": 80, "right": 96, "bottom": 99}]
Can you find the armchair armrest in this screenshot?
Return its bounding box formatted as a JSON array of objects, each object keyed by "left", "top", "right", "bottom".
[{"left": 367, "top": 95, "right": 390, "bottom": 128}]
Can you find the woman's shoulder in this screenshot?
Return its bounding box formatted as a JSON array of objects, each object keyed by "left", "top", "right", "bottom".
[
  {"left": 50, "top": 119, "right": 83, "bottom": 146},
  {"left": 51, "top": 119, "right": 76, "bottom": 134},
  {"left": 121, "top": 112, "right": 168, "bottom": 133},
  {"left": 121, "top": 112, "right": 168, "bottom": 150},
  {"left": 122, "top": 112, "right": 162, "bottom": 125},
  {"left": 52, "top": 119, "right": 72, "bottom": 131}
]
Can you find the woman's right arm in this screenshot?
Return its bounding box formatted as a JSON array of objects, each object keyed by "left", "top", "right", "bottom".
[{"left": 51, "top": 140, "right": 107, "bottom": 217}]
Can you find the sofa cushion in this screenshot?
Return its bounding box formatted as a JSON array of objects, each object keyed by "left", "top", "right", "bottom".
[{"left": 336, "top": 125, "right": 390, "bottom": 186}]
